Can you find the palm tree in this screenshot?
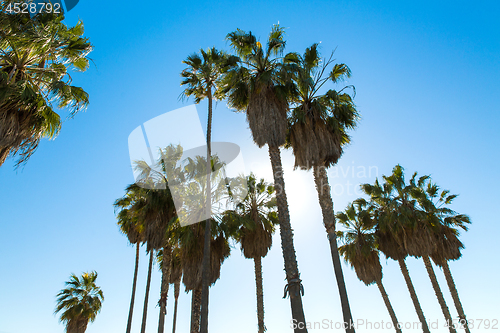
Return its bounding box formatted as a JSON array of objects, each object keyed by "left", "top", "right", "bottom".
[
  {"left": 141, "top": 249, "right": 155, "bottom": 333},
  {"left": 169, "top": 246, "right": 183, "bottom": 333},
  {"left": 55, "top": 271, "right": 104, "bottom": 333},
  {"left": 336, "top": 199, "right": 402, "bottom": 333},
  {"left": 0, "top": 7, "right": 92, "bottom": 166},
  {"left": 223, "top": 25, "right": 308, "bottom": 332},
  {"left": 180, "top": 48, "right": 235, "bottom": 333},
  {"left": 159, "top": 153, "right": 231, "bottom": 333},
  {"left": 133, "top": 145, "right": 184, "bottom": 333},
  {"left": 285, "top": 44, "right": 359, "bottom": 331},
  {"left": 224, "top": 174, "right": 279, "bottom": 333},
  {"left": 380, "top": 168, "right": 456, "bottom": 333},
  {"left": 361, "top": 167, "right": 431, "bottom": 333},
  {"left": 412, "top": 178, "right": 471, "bottom": 333},
  {"left": 114, "top": 185, "right": 146, "bottom": 333},
  {"left": 174, "top": 219, "right": 230, "bottom": 333}
]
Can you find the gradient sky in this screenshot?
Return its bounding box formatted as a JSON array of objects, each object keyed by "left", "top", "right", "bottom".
[{"left": 1, "top": 1, "right": 499, "bottom": 332}]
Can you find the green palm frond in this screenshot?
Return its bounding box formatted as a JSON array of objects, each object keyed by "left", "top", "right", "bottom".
[
  {"left": 55, "top": 271, "right": 104, "bottom": 327},
  {"left": 0, "top": 9, "right": 93, "bottom": 166}
]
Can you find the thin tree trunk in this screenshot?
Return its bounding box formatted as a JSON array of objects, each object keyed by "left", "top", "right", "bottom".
[
  {"left": 398, "top": 258, "right": 430, "bottom": 333},
  {"left": 191, "top": 286, "right": 202, "bottom": 333},
  {"left": 172, "top": 280, "right": 180, "bottom": 333},
  {"left": 375, "top": 278, "right": 402, "bottom": 333},
  {"left": 158, "top": 245, "right": 173, "bottom": 333},
  {"left": 268, "top": 144, "right": 307, "bottom": 333},
  {"left": 140, "top": 250, "right": 154, "bottom": 333},
  {"left": 254, "top": 256, "right": 266, "bottom": 333},
  {"left": 200, "top": 90, "right": 213, "bottom": 333},
  {"left": 313, "top": 165, "right": 355, "bottom": 333},
  {"left": 422, "top": 256, "right": 456, "bottom": 333},
  {"left": 442, "top": 261, "right": 471, "bottom": 333},
  {"left": 126, "top": 243, "right": 140, "bottom": 333}
]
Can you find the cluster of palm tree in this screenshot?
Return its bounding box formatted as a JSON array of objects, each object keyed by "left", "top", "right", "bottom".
[
  {"left": 115, "top": 146, "right": 279, "bottom": 333},
  {"left": 0, "top": 4, "right": 92, "bottom": 167},
  {"left": 336, "top": 165, "right": 471, "bottom": 333},
  {"left": 114, "top": 24, "right": 362, "bottom": 333},
  {"left": 0, "top": 5, "right": 474, "bottom": 333}
]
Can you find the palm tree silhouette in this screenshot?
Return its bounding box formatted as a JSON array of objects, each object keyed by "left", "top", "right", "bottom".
[
  {"left": 222, "top": 25, "right": 308, "bottom": 332},
  {"left": 361, "top": 167, "right": 431, "bottom": 333},
  {"left": 337, "top": 199, "right": 402, "bottom": 333},
  {"left": 413, "top": 177, "right": 471, "bottom": 333},
  {"left": 285, "top": 43, "right": 358, "bottom": 332},
  {"left": 114, "top": 185, "right": 146, "bottom": 333},
  {"left": 55, "top": 271, "right": 104, "bottom": 333},
  {"left": 180, "top": 48, "right": 236, "bottom": 333},
  {"left": 224, "top": 174, "right": 279, "bottom": 333}
]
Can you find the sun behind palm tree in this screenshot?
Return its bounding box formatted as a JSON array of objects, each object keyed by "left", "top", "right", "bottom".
[
  {"left": 285, "top": 43, "right": 359, "bottom": 332},
  {"left": 223, "top": 25, "right": 308, "bottom": 332}
]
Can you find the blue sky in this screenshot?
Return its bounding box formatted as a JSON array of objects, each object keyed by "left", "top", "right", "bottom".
[{"left": 1, "top": 0, "right": 499, "bottom": 332}]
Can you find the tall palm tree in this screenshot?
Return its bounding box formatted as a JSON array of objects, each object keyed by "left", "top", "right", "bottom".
[
  {"left": 285, "top": 44, "right": 359, "bottom": 332},
  {"left": 223, "top": 25, "right": 307, "bottom": 332},
  {"left": 141, "top": 249, "right": 155, "bottom": 333},
  {"left": 412, "top": 178, "right": 471, "bottom": 333},
  {"left": 174, "top": 218, "right": 230, "bottom": 333},
  {"left": 180, "top": 48, "right": 235, "bottom": 333},
  {"left": 55, "top": 271, "right": 104, "bottom": 333},
  {"left": 361, "top": 167, "right": 431, "bottom": 333},
  {"left": 336, "top": 199, "right": 402, "bottom": 333},
  {"left": 169, "top": 246, "right": 183, "bottom": 333},
  {"left": 224, "top": 174, "right": 279, "bottom": 333},
  {"left": 0, "top": 7, "right": 92, "bottom": 166},
  {"left": 114, "top": 185, "right": 146, "bottom": 333},
  {"left": 381, "top": 168, "right": 456, "bottom": 333},
  {"left": 134, "top": 145, "right": 184, "bottom": 333},
  {"left": 115, "top": 188, "right": 157, "bottom": 333},
  {"left": 160, "top": 153, "right": 231, "bottom": 333}
]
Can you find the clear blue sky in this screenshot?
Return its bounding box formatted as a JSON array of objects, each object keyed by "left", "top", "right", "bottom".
[{"left": 1, "top": 1, "right": 499, "bottom": 332}]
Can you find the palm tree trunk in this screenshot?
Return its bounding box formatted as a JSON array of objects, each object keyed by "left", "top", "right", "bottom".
[
  {"left": 422, "top": 256, "right": 456, "bottom": 333},
  {"left": 76, "top": 317, "right": 88, "bottom": 333},
  {"left": 79, "top": 319, "right": 88, "bottom": 333},
  {"left": 254, "top": 256, "right": 266, "bottom": 333},
  {"left": 313, "top": 165, "right": 355, "bottom": 333},
  {"left": 158, "top": 245, "right": 173, "bottom": 333},
  {"left": 140, "top": 250, "right": 154, "bottom": 333},
  {"left": 191, "top": 286, "right": 202, "bottom": 333},
  {"left": 126, "top": 243, "right": 140, "bottom": 333},
  {"left": 172, "top": 280, "right": 180, "bottom": 333},
  {"left": 200, "top": 90, "right": 213, "bottom": 333},
  {"left": 398, "top": 258, "right": 430, "bottom": 333},
  {"left": 268, "top": 144, "right": 308, "bottom": 333},
  {"left": 442, "top": 261, "right": 471, "bottom": 333},
  {"left": 375, "top": 278, "right": 402, "bottom": 333}
]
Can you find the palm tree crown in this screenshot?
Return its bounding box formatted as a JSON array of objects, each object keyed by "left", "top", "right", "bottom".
[
  {"left": 55, "top": 271, "right": 104, "bottom": 333},
  {"left": 222, "top": 25, "right": 293, "bottom": 148},
  {"left": 0, "top": 9, "right": 92, "bottom": 166},
  {"left": 286, "top": 43, "right": 358, "bottom": 169}
]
